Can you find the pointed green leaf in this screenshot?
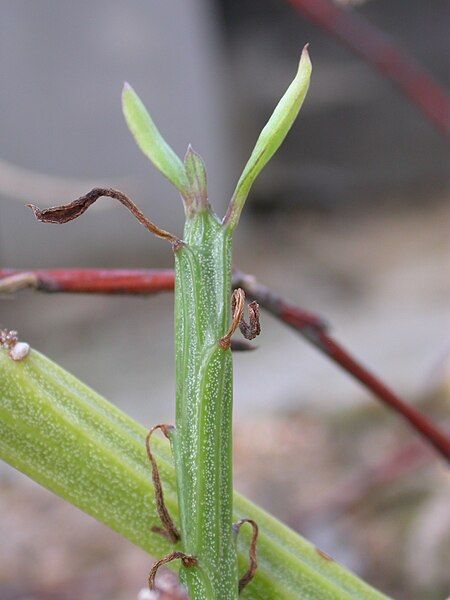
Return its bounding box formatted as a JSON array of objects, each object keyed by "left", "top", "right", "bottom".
[
  {"left": 183, "top": 144, "right": 209, "bottom": 213},
  {"left": 122, "top": 83, "right": 190, "bottom": 195},
  {"left": 224, "top": 46, "right": 312, "bottom": 229}
]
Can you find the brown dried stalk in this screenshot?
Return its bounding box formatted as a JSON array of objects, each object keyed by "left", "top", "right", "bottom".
[
  {"left": 145, "top": 425, "right": 180, "bottom": 543},
  {"left": 28, "top": 188, "right": 182, "bottom": 246},
  {"left": 233, "top": 519, "right": 259, "bottom": 593},
  {"left": 148, "top": 552, "right": 197, "bottom": 591}
]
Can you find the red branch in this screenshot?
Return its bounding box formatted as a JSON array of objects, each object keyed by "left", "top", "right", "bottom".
[
  {"left": 0, "top": 268, "right": 174, "bottom": 295},
  {"left": 285, "top": 0, "right": 450, "bottom": 136},
  {"left": 235, "top": 270, "right": 450, "bottom": 461},
  {"left": 1, "top": 267, "right": 449, "bottom": 462}
]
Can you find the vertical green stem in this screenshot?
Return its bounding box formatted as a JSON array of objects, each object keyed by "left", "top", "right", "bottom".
[
  {"left": 172, "top": 208, "right": 238, "bottom": 599},
  {"left": 122, "top": 53, "right": 312, "bottom": 597}
]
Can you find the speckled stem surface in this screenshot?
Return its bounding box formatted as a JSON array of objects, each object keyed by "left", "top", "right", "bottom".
[
  {"left": 0, "top": 346, "right": 390, "bottom": 599},
  {"left": 172, "top": 208, "right": 238, "bottom": 598}
]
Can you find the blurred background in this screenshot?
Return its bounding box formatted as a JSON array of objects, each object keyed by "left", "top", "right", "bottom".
[{"left": 0, "top": 1, "right": 449, "bottom": 598}]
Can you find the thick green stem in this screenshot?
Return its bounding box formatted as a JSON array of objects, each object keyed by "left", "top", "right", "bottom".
[
  {"left": 0, "top": 346, "right": 390, "bottom": 599},
  {"left": 172, "top": 208, "right": 238, "bottom": 598},
  {"left": 120, "top": 54, "right": 313, "bottom": 596}
]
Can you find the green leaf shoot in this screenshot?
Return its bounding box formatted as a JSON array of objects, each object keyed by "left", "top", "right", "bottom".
[
  {"left": 184, "top": 145, "right": 209, "bottom": 214},
  {"left": 122, "top": 83, "right": 190, "bottom": 196},
  {"left": 224, "top": 45, "right": 312, "bottom": 230}
]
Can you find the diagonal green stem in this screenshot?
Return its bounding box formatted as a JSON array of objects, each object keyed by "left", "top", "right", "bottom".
[{"left": 0, "top": 344, "right": 389, "bottom": 600}]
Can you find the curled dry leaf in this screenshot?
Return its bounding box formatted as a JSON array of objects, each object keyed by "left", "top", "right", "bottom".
[{"left": 29, "top": 188, "right": 182, "bottom": 245}]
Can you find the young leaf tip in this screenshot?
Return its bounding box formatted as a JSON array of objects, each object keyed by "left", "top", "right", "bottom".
[
  {"left": 223, "top": 45, "right": 312, "bottom": 230},
  {"left": 121, "top": 82, "right": 190, "bottom": 196},
  {"left": 121, "top": 81, "right": 134, "bottom": 104},
  {"left": 184, "top": 143, "right": 201, "bottom": 162},
  {"left": 299, "top": 43, "right": 312, "bottom": 74},
  {"left": 184, "top": 144, "right": 208, "bottom": 212}
]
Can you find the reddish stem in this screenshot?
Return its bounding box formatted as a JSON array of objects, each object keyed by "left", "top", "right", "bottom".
[
  {"left": 285, "top": 0, "right": 450, "bottom": 136},
  {"left": 234, "top": 270, "right": 450, "bottom": 461},
  {"left": 1, "top": 267, "right": 449, "bottom": 461},
  {"left": 0, "top": 268, "right": 174, "bottom": 295}
]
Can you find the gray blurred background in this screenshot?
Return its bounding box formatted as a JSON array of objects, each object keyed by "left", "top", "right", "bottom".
[{"left": 1, "top": 1, "right": 449, "bottom": 599}]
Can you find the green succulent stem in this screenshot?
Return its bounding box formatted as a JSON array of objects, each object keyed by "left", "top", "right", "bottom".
[
  {"left": 0, "top": 347, "right": 389, "bottom": 599},
  {"left": 172, "top": 206, "right": 237, "bottom": 597},
  {"left": 166, "top": 49, "right": 312, "bottom": 595}
]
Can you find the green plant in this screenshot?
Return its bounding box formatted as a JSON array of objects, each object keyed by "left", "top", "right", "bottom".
[
  {"left": 0, "top": 47, "right": 390, "bottom": 599},
  {"left": 0, "top": 347, "right": 389, "bottom": 599}
]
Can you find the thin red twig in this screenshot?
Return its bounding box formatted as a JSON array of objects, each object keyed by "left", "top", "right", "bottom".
[
  {"left": 1, "top": 267, "right": 449, "bottom": 461},
  {"left": 234, "top": 270, "right": 450, "bottom": 462},
  {"left": 0, "top": 268, "right": 174, "bottom": 295},
  {"left": 285, "top": 0, "right": 450, "bottom": 136}
]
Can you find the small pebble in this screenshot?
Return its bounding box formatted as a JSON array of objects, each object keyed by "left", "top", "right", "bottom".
[
  {"left": 9, "top": 342, "right": 30, "bottom": 361},
  {"left": 137, "top": 589, "right": 158, "bottom": 600}
]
